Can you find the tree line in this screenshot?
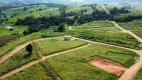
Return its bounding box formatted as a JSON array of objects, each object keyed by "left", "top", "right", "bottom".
[{"left": 15, "top": 4, "right": 142, "bottom": 35}]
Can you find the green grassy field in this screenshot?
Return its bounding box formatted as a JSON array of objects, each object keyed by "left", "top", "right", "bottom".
[
  {"left": 69, "top": 30, "right": 141, "bottom": 49},
  {"left": 118, "top": 21, "right": 142, "bottom": 30},
  {"left": 0, "top": 26, "right": 27, "bottom": 36},
  {"left": 73, "top": 21, "right": 120, "bottom": 31},
  {"left": 66, "top": 6, "right": 93, "bottom": 14},
  {"left": 136, "top": 70, "right": 142, "bottom": 80},
  {"left": 0, "top": 39, "right": 87, "bottom": 76},
  {"left": 3, "top": 64, "right": 51, "bottom": 80},
  {"left": 133, "top": 31, "right": 142, "bottom": 38},
  {"left": 3, "top": 43, "right": 139, "bottom": 80},
  {"left": 38, "top": 39, "right": 88, "bottom": 56}
]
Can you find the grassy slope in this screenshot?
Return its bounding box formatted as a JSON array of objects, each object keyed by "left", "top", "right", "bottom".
[
  {"left": 0, "top": 26, "right": 27, "bottom": 36},
  {"left": 66, "top": 6, "right": 93, "bottom": 14},
  {"left": 73, "top": 20, "right": 120, "bottom": 31},
  {"left": 133, "top": 31, "right": 142, "bottom": 38},
  {"left": 3, "top": 64, "right": 51, "bottom": 80},
  {"left": 3, "top": 43, "right": 139, "bottom": 80},
  {"left": 0, "top": 39, "right": 87, "bottom": 76},
  {"left": 38, "top": 39, "right": 88, "bottom": 56},
  {"left": 136, "top": 70, "right": 142, "bottom": 80},
  {"left": 118, "top": 21, "right": 142, "bottom": 30},
  {"left": 70, "top": 30, "right": 141, "bottom": 49}
]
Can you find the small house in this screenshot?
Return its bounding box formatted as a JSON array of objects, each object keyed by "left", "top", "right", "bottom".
[
  {"left": 63, "top": 36, "right": 72, "bottom": 41},
  {"left": 6, "top": 26, "right": 13, "bottom": 29}
]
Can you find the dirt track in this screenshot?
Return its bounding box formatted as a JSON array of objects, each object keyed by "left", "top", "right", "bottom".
[
  {"left": 1, "top": 20, "right": 142, "bottom": 80},
  {"left": 111, "top": 21, "right": 142, "bottom": 43},
  {"left": 101, "top": 5, "right": 109, "bottom": 14},
  {"left": 111, "top": 21, "right": 142, "bottom": 80},
  {"left": 0, "top": 43, "right": 91, "bottom": 79},
  {"left": 0, "top": 37, "right": 141, "bottom": 80},
  {"left": 0, "top": 37, "right": 60, "bottom": 64}
]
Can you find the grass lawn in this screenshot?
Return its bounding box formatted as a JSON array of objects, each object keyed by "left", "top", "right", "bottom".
[
  {"left": 70, "top": 30, "right": 141, "bottom": 49},
  {"left": 73, "top": 21, "right": 120, "bottom": 31},
  {"left": 3, "top": 64, "right": 51, "bottom": 80},
  {"left": 133, "top": 31, "right": 142, "bottom": 38},
  {"left": 0, "top": 32, "right": 41, "bottom": 57},
  {"left": 0, "top": 26, "right": 27, "bottom": 36},
  {"left": 0, "top": 39, "right": 88, "bottom": 76},
  {"left": 118, "top": 21, "right": 142, "bottom": 30},
  {"left": 66, "top": 6, "right": 93, "bottom": 14},
  {"left": 136, "top": 70, "right": 142, "bottom": 80},
  {"left": 38, "top": 39, "right": 88, "bottom": 56},
  {"left": 3, "top": 43, "right": 139, "bottom": 80}
]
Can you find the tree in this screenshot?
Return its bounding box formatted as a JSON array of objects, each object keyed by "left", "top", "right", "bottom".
[
  {"left": 26, "top": 44, "right": 33, "bottom": 55},
  {"left": 23, "top": 7, "right": 28, "bottom": 11},
  {"left": 58, "top": 24, "right": 65, "bottom": 32}
]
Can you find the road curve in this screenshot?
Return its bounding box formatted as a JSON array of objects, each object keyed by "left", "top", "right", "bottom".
[
  {"left": 101, "top": 5, "right": 109, "bottom": 14},
  {"left": 119, "top": 50, "right": 142, "bottom": 80},
  {"left": 111, "top": 21, "right": 142, "bottom": 80},
  {"left": 111, "top": 21, "right": 142, "bottom": 43},
  {"left": 0, "top": 37, "right": 60, "bottom": 64},
  {"left": 0, "top": 43, "right": 91, "bottom": 79}
]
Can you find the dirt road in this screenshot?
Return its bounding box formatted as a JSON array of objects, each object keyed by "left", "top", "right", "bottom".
[
  {"left": 119, "top": 50, "right": 142, "bottom": 80},
  {"left": 0, "top": 37, "right": 59, "bottom": 64},
  {"left": 111, "top": 21, "right": 142, "bottom": 43},
  {"left": 0, "top": 43, "right": 91, "bottom": 79},
  {"left": 101, "top": 5, "right": 109, "bottom": 14},
  {"left": 111, "top": 21, "right": 142, "bottom": 80}
]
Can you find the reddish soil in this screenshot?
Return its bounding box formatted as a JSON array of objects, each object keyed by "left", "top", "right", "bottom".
[{"left": 88, "top": 59, "right": 128, "bottom": 76}]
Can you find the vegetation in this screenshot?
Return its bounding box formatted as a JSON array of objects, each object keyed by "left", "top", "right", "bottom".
[
  {"left": 136, "top": 70, "right": 142, "bottom": 80},
  {"left": 69, "top": 30, "right": 141, "bottom": 49},
  {"left": 3, "top": 64, "right": 51, "bottom": 80},
  {"left": 73, "top": 20, "right": 120, "bottom": 31},
  {"left": 3, "top": 44, "right": 139, "bottom": 80},
  {"left": 118, "top": 21, "right": 142, "bottom": 30},
  {"left": 0, "top": 39, "right": 87, "bottom": 76},
  {"left": 133, "top": 31, "right": 142, "bottom": 38},
  {"left": 0, "top": 3, "right": 142, "bottom": 80}
]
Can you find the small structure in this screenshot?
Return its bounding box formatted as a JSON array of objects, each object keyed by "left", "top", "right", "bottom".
[
  {"left": 6, "top": 26, "right": 13, "bottom": 29},
  {"left": 63, "top": 36, "right": 72, "bottom": 41}
]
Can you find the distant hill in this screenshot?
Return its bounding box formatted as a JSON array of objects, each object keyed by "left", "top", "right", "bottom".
[{"left": 0, "top": 0, "right": 141, "bottom": 5}]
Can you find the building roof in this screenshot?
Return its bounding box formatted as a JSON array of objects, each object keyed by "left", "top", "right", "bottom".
[{"left": 6, "top": 26, "right": 13, "bottom": 29}]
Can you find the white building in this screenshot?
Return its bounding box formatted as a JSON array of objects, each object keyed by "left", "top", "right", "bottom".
[{"left": 6, "top": 26, "right": 13, "bottom": 29}]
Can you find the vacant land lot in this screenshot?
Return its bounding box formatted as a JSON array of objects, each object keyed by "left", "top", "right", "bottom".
[
  {"left": 136, "top": 70, "right": 142, "bottom": 80},
  {"left": 66, "top": 6, "right": 93, "bottom": 14},
  {"left": 133, "top": 31, "right": 142, "bottom": 39},
  {"left": 3, "top": 43, "right": 139, "bottom": 80},
  {"left": 0, "top": 39, "right": 87, "bottom": 76},
  {"left": 118, "top": 21, "right": 142, "bottom": 30},
  {"left": 73, "top": 21, "right": 120, "bottom": 31},
  {"left": 71, "top": 30, "right": 141, "bottom": 49}
]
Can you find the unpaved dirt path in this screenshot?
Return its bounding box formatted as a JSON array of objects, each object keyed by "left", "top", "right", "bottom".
[
  {"left": 75, "top": 38, "right": 137, "bottom": 52},
  {"left": 0, "top": 37, "right": 59, "bottom": 64},
  {"left": 119, "top": 50, "right": 142, "bottom": 80},
  {"left": 101, "top": 5, "right": 109, "bottom": 14},
  {"left": 75, "top": 38, "right": 142, "bottom": 80},
  {"left": 111, "top": 21, "right": 142, "bottom": 80},
  {"left": 111, "top": 21, "right": 142, "bottom": 43},
  {"left": 0, "top": 43, "right": 91, "bottom": 79}
]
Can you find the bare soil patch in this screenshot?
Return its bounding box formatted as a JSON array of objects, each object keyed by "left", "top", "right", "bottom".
[{"left": 88, "top": 59, "right": 128, "bottom": 76}]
